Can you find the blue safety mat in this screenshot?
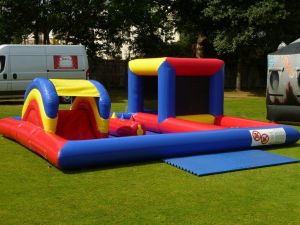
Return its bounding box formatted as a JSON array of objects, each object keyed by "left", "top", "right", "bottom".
[{"left": 163, "top": 150, "right": 299, "bottom": 176}]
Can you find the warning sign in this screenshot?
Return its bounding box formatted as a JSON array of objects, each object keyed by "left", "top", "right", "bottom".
[
  {"left": 260, "top": 133, "right": 270, "bottom": 144},
  {"left": 252, "top": 131, "right": 261, "bottom": 141},
  {"left": 250, "top": 128, "right": 286, "bottom": 146},
  {"left": 54, "top": 55, "right": 78, "bottom": 69}
]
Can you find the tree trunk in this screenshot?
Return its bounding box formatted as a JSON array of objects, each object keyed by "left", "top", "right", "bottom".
[
  {"left": 43, "top": 30, "right": 50, "bottom": 44},
  {"left": 194, "top": 33, "right": 215, "bottom": 58},
  {"left": 34, "top": 30, "right": 39, "bottom": 44},
  {"left": 236, "top": 58, "right": 242, "bottom": 91},
  {"left": 195, "top": 34, "right": 207, "bottom": 58}
]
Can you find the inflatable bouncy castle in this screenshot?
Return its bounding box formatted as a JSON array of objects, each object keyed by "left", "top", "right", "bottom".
[
  {"left": 267, "top": 38, "right": 300, "bottom": 122},
  {"left": 0, "top": 57, "right": 299, "bottom": 175}
]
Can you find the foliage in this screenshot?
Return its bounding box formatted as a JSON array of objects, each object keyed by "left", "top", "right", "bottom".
[
  {"left": 207, "top": 1, "right": 284, "bottom": 53},
  {"left": 173, "top": 0, "right": 290, "bottom": 58},
  {"left": 107, "top": 0, "right": 176, "bottom": 58},
  {"left": 279, "top": 0, "right": 300, "bottom": 44},
  {"left": 172, "top": 0, "right": 298, "bottom": 90},
  {"left": 0, "top": 0, "right": 299, "bottom": 63},
  {"left": 49, "top": 0, "right": 109, "bottom": 57},
  {"left": 0, "top": 0, "right": 177, "bottom": 58},
  {"left": 0, "top": 0, "right": 38, "bottom": 44}
]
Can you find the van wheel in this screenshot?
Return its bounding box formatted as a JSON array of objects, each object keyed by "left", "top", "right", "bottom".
[{"left": 60, "top": 96, "right": 71, "bottom": 104}]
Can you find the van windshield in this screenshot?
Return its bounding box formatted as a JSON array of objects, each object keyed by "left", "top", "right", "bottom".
[{"left": 0, "top": 56, "right": 5, "bottom": 73}]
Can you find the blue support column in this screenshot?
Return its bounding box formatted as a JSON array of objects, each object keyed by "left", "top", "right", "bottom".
[
  {"left": 89, "top": 80, "right": 111, "bottom": 119},
  {"left": 128, "top": 69, "right": 143, "bottom": 113},
  {"left": 209, "top": 66, "right": 224, "bottom": 116},
  {"left": 158, "top": 62, "right": 176, "bottom": 123}
]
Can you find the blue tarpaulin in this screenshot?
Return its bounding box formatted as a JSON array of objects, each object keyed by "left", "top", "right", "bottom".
[{"left": 164, "top": 150, "right": 299, "bottom": 176}]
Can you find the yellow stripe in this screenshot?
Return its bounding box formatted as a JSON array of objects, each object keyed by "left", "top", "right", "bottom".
[
  {"left": 22, "top": 89, "right": 57, "bottom": 133},
  {"left": 71, "top": 97, "right": 109, "bottom": 133},
  {"left": 176, "top": 114, "right": 215, "bottom": 124},
  {"left": 50, "top": 79, "right": 99, "bottom": 97},
  {"left": 129, "top": 58, "right": 166, "bottom": 76}
]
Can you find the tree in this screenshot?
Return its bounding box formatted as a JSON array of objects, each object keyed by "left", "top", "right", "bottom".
[
  {"left": 0, "top": 0, "right": 177, "bottom": 59},
  {"left": 0, "top": 0, "right": 38, "bottom": 44},
  {"left": 0, "top": 0, "right": 56, "bottom": 44},
  {"left": 173, "top": 0, "right": 291, "bottom": 90},
  {"left": 107, "top": 0, "right": 176, "bottom": 58},
  {"left": 49, "top": 0, "right": 110, "bottom": 57},
  {"left": 278, "top": 0, "right": 300, "bottom": 43},
  {"left": 31, "top": 0, "right": 52, "bottom": 44}
]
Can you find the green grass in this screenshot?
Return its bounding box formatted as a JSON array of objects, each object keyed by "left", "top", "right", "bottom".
[{"left": 1, "top": 93, "right": 300, "bottom": 225}]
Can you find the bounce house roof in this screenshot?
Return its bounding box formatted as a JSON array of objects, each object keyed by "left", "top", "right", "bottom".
[
  {"left": 50, "top": 79, "right": 100, "bottom": 97},
  {"left": 129, "top": 57, "right": 224, "bottom": 76},
  {"left": 270, "top": 41, "right": 300, "bottom": 55}
]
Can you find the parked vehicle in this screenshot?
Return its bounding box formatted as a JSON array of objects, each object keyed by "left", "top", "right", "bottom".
[{"left": 0, "top": 44, "right": 89, "bottom": 97}]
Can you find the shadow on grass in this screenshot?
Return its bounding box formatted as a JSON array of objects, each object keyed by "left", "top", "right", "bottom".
[
  {"left": 0, "top": 99, "right": 23, "bottom": 105},
  {"left": 0, "top": 97, "right": 127, "bottom": 105},
  {"left": 262, "top": 142, "right": 300, "bottom": 153},
  {"left": 107, "top": 88, "right": 128, "bottom": 102},
  {"left": 224, "top": 89, "right": 266, "bottom": 98},
  {"left": 1, "top": 138, "right": 161, "bottom": 174},
  {"left": 62, "top": 160, "right": 161, "bottom": 175}
]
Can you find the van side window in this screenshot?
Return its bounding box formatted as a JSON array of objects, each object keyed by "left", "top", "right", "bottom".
[{"left": 0, "top": 56, "right": 5, "bottom": 73}]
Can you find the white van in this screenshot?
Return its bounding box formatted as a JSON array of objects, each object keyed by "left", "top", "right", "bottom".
[{"left": 0, "top": 44, "right": 89, "bottom": 93}]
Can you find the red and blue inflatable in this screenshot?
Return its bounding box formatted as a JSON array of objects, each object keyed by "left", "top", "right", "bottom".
[{"left": 0, "top": 57, "right": 299, "bottom": 171}]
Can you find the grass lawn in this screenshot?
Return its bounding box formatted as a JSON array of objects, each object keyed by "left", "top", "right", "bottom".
[{"left": 1, "top": 91, "right": 300, "bottom": 225}]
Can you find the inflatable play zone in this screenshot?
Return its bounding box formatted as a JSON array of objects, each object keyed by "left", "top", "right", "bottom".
[
  {"left": 267, "top": 38, "right": 300, "bottom": 122},
  {"left": 0, "top": 57, "right": 299, "bottom": 176}
]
